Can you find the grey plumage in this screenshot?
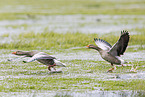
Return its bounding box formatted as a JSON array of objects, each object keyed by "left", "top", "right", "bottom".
[
  {"left": 87, "top": 30, "right": 130, "bottom": 72},
  {"left": 12, "top": 51, "right": 66, "bottom": 71}
]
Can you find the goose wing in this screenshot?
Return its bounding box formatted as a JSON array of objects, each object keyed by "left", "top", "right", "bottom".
[
  {"left": 94, "top": 38, "right": 112, "bottom": 51},
  {"left": 23, "top": 52, "right": 56, "bottom": 63},
  {"left": 109, "top": 30, "right": 130, "bottom": 56}
]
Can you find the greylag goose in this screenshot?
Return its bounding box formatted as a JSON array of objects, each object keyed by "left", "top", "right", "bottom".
[
  {"left": 12, "top": 51, "right": 66, "bottom": 71},
  {"left": 87, "top": 30, "right": 129, "bottom": 72}
]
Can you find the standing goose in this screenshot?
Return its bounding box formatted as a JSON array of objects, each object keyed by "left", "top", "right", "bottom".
[
  {"left": 87, "top": 30, "right": 129, "bottom": 72},
  {"left": 12, "top": 51, "right": 66, "bottom": 71}
]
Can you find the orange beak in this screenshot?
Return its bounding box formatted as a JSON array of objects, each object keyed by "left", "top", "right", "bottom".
[
  {"left": 86, "top": 45, "right": 89, "bottom": 48},
  {"left": 12, "top": 52, "right": 16, "bottom": 54}
]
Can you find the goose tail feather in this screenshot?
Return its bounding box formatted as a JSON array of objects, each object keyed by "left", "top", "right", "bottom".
[{"left": 54, "top": 59, "right": 66, "bottom": 67}]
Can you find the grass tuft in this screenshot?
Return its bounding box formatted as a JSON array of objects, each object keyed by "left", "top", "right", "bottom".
[{"left": 1, "top": 31, "right": 145, "bottom": 51}]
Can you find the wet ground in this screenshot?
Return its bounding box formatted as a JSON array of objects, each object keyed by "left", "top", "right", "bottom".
[
  {"left": 0, "top": 15, "right": 145, "bottom": 35},
  {"left": 0, "top": 13, "right": 145, "bottom": 97},
  {"left": 0, "top": 0, "right": 145, "bottom": 96},
  {"left": 0, "top": 48, "right": 145, "bottom": 96},
  {"left": 1, "top": 90, "right": 145, "bottom": 97},
  {"left": 3, "top": 49, "right": 145, "bottom": 79}
]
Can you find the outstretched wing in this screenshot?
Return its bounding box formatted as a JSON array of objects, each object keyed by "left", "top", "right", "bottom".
[
  {"left": 109, "top": 30, "right": 130, "bottom": 56},
  {"left": 23, "top": 52, "right": 56, "bottom": 63},
  {"left": 94, "top": 38, "right": 112, "bottom": 51}
]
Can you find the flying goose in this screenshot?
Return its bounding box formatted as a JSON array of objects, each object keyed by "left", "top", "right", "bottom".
[
  {"left": 12, "top": 51, "right": 66, "bottom": 71},
  {"left": 87, "top": 30, "right": 130, "bottom": 72}
]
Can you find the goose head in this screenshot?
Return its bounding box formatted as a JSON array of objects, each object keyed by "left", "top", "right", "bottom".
[
  {"left": 12, "top": 51, "right": 33, "bottom": 57},
  {"left": 86, "top": 44, "right": 96, "bottom": 49},
  {"left": 12, "top": 51, "right": 39, "bottom": 57},
  {"left": 12, "top": 51, "right": 24, "bottom": 55}
]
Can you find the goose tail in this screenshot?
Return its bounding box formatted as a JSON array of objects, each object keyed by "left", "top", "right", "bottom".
[{"left": 54, "top": 59, "right": 66, "bottom": 67}]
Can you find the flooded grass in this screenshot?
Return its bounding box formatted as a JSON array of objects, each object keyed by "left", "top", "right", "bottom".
[
  {"left": 0, "top": 0, "right": 145, "bottom": 96},
  {"left": 0, "top": 31, "right": 145, "bottom": 96},
  {"left": 0, "top": 75, "right": 145, "bottom": 92},
  {"left": 0, "top": 49, "right": 145, "bottom": 95},
  {"left": 0, "top": 26, "right": 145, "bottom": 96}
]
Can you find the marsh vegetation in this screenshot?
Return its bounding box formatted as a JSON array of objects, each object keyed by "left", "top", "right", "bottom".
[{"left": 0, "top": 0, "right": 145, "bottom": 96}]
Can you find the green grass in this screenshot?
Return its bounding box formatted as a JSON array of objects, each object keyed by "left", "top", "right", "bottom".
[
  {"left": 0, "top": 0, "right": 145, "bottom": 20},
  {"left": 0, "top": 32, "right": 97, "bottom": 50},
  {"left": 98, "top": 79, "right": 145, "bottom": 91},
  {"left": 0, "top": 73, "right": 145, "bottom": 92},
  {"left": 0, "top": 31, "right": 145, "bottom": 51},
  {"left": 0, "top": 0, "right": 145, "bottom": 95},
  {"left": 0, "top": 76, "right": 96, "bottom": 92},
  {"left": 0, "top": 57, "right": 144, "bottom": 92}
]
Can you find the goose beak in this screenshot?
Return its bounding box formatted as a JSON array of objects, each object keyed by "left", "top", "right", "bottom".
[
  {"left": 86, "top": 45, "right": 89, "bottom": 48},
  {"left": 12, "top": 52, "right": 16, "bottom": 54}
]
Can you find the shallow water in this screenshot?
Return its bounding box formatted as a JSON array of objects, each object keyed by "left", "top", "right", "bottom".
[
  {"left": 1, "top": 49, "right": 145, "bottom": 80},
  {"left": 0, "top": 90, "right": 145, "bottom": 97},
  {"left": 0, "top": 49, "right": 145, "bottom": 96},
  {"left": 0, "top": 14, "right": 145, "bottom": 96},
  {"left": 0, "top": 15, "right": 145, "bottom": 35},
  {"left": 0, "top": 14, "right": 145, "bottom": 45}
]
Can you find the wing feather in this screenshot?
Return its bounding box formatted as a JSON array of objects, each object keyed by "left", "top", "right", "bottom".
[
  {"left": 24, "top": 52, "right": 56, "bottom": 63},
  {"left": 109, "top": 30, "right": 130, "bottom": 56},
  {"left": 94, "top": 38, "right": 112, "bottom": 51}
]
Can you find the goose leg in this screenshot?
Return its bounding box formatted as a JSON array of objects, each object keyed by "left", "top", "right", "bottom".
[
  {"left": 107, "top": 64, "right": 116, "bottom": 73},
  {"left": 107, "top": 67, "right": 114, "bottom": 73},
  {"left": 111, "top": 63, "right": 113, "bottom": 66},
  {"left": 48, "top": 64, "right": 56, "bottom": 71},
  {"left": 130, "top": 63, "right": 138, "bottom": 72},
  {"left": 48, "top": 66, "right": 51, "bottom": 71},
  {"left": 114, "top": 65, "right": 117, "bottom": 70},
  {"left": 53, "top": 63, "right": 56, "bottom": 71},
  {"left": 121, "top": 64, "right": 124, "bottom": 70}
]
